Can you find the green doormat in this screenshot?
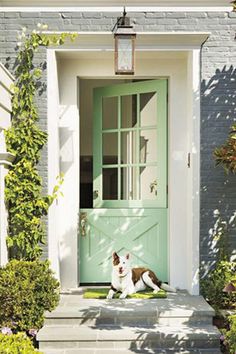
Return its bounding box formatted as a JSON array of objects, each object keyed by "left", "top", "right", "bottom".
[{"left": 83, "top": 288, "right": 167, "bottom": 299}]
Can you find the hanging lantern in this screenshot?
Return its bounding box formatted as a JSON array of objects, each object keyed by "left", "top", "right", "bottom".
[{"left": 114, "top": 8, "right": 136, "bottom": 75}]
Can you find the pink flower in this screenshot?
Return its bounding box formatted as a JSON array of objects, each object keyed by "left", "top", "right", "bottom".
[
  {"left": 1, "top": 327, "right": 12, "bottom": 335},
  {"left": 28, "top": 328, "right": 37, "bottom": 337},
  {"left": 220, "top": 334, "right": 225, "bottom": 342}
]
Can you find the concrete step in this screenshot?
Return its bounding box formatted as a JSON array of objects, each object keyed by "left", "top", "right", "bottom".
[
  {"left": 41, "top": 349, "right": 222, "bottom": 354},
  {"left": 44, "top": 310, "right": 213, "bottom": 326},
  {"left": 38, "top": 292, "right": 221, "bottom": 353},
  {"left": 37, "top": 324, "right": 221, "bottom": 351},
  {"left": 44, "top": 295, "right": 215, "bottom": 327}
]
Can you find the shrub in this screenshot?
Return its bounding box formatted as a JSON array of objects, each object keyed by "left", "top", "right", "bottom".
[
  {"left": 0, "top": 332, "right": 43, "bottom": 354},
  {"left": 0, "top": 260, "right": 60, "bottom": 331},
  {"left": 224, "top": 315, "right": 236, "bottom": 354},
  {"left": 201, "top": 261, "right": 236, "bottom": 311}
]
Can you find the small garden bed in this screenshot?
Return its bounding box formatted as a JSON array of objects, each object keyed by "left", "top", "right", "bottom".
[
  {"left": 0, "top": 260, "right": 60, "bottom": 352},
  {"left": 201, "top": 259, "right": 236, "bottom": 354}
]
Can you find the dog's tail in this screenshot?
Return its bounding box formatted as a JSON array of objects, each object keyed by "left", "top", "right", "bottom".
[{"left": 161, "top": 283, "right": 176, "bottom": 293}]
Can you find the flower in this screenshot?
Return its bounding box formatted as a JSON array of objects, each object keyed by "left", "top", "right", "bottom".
[
  {"left": 11, "top": 321, "right": 17, "bottom": 327},
  {"left": 1, "top": 327, "right": 12, "bottom": 335},
  {"left": 37, "top": 23, "right": 42, "bottom": 28},
  {"left": 42, "top": 24, "right": 48, "bottom": 30},
  {"left": 213, "top": 209, "right": 220, "bottom": 218},
  {"left": 28, "top": 328, "right": 37, "bottom": 337},
  {"left": 220, "top": 334, "right": 225, "bottom": 342}
]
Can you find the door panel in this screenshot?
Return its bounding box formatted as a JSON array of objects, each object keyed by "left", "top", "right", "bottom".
[
  {"left": 79, "top": 209, "right": 167, "bottom": 283},
  {"left": 79, "top": 79, "right": 168, "bottom": 284}
]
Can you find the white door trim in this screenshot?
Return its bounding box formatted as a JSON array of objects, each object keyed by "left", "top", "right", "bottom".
[{"left": 47, "top": 32, "right": 204, "bottom": 294}]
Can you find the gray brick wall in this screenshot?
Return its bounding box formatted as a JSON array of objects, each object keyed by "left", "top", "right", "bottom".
[{"left": 0, "top": 11, "right": 236, "bottom": 268}]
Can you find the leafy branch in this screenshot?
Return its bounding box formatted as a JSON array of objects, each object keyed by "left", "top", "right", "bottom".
[
  {"left": 5, "top": 25, "right": 77, "bottom": 260},
  {"left": 232, "top": 0, "right": 236, "bottom": 11},
  {"left": 214, "top": 124, "right": 236, "bottom": 174}
]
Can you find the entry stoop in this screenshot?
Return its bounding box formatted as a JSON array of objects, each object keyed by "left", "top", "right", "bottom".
[{"left": 37, "top": 290, "right": 221, "bottom": 354}]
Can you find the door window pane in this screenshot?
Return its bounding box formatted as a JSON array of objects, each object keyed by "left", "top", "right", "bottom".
[
  {"left": 121, "top": 167, "right": 138, "bottom": 200},
  {"left": 121, "top": 131, "right": 137, "bottom": 165},
  {"left": 102, "top": 96, "right": 118, "bottom": 130},
  {"left": 140, "top": 92, "right": 157, "bottom": 127},
  {"left": 103, "top": 168, "right": 118, "bottom": 200},
  {"left": 102, "top": 133, "right": 118, "bottom": 164},
  {"left": 117, "top": 37, "right": 133, "bottom": 72},
  {"left": 140, "top": 166, "right": 158, "bottom": 200},
  {"left": 140, "top": 130, "right": 157, "bottom": 164},
  {"left": 121, "top": 95, "right": 137, "bottom": 128}
]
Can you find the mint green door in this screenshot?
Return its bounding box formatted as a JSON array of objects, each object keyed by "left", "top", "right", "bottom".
[{"left": 80, "top": 80, "right": 168, "bottom": 283}]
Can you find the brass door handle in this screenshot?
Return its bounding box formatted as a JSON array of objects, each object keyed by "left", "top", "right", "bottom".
[
  {"left": 150, "top": 179, "right": 157, "bottom": 196},
  {"left": 80, "top": 212, "right": 87, "bottom": 237}
]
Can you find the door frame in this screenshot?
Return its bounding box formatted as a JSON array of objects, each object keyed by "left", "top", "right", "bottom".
[{"left": 47, "top": 32, "right": 206, "bottom": 295}]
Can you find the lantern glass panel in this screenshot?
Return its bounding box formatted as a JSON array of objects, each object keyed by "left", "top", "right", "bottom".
[{"left": 117, "top": 36, "right": 133, "bottom": 73}]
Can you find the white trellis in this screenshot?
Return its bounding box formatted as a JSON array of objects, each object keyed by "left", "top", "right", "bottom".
[{"left": 0, "top": 63, "right": 15, "bottom": 266}]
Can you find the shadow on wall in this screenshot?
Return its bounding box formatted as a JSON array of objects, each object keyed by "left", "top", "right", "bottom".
[
  {"left": 5, "top": 55, "right": 48, "bottom": 97},
  {"left": 59, "top": 126, "right": 74, "bottom": 174},
  {"left": 59, "top": 226, "right": 77, "bottom": 289},
  {"left": 200, "top": 65, "right": 236, "bottom": 272}
]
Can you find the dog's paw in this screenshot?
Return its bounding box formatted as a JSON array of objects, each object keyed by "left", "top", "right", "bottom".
[
  {"left": 153, "top": 289, "right": 160, "bottom": 294},
  {"left": 106, "top": 290, "right": 114, "bottom": 299},
  {"left": 119, "top": 293, "right": 127, "bottom": 299}
]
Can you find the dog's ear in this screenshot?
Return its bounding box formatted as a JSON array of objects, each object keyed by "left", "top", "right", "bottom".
[
  {"left": 112, "top": 252, "right": 118, "bottom": 259},
  {"left": 126, "top": 253, "right": 130, "bottom": 260},
  {"left": 112, "top": 252, "right": 119, "bottom": 265}
]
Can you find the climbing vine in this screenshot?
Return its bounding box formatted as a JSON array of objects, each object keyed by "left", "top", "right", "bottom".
[
  {"left": 232, "top": 0, "right": 236, "bottom": 11},
  {"left": 5, "top": 25, "right": 77, "bottom": 260},
  {"left": 214, "top": 124, "right": 236, "bottom": 174}
]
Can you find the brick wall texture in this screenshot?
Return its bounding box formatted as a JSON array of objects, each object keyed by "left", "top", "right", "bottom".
[{"left": 0, "top": 10, "right": 236, "bottom": 270}]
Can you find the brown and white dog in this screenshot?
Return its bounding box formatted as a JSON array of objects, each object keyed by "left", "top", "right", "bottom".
[{"left": 107, "top": 252, "right": 176, "bottom": 299}]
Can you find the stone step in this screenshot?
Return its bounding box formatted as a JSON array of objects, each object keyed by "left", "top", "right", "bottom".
[
  {"left": 44, "top": 295, "right": 215, "bottom": 326},
  {"left": 44, "top": 310, "right": 213, "bottom": 326},
  {"left": 37, "top": 324, "right": 221, "bottom": 351},
  {"left": 41, "top": 349, "right": 222, "bottom": 354}
]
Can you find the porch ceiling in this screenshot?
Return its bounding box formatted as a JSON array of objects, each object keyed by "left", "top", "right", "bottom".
[
  {"left": 52, "top": 32, "right": 210, "bottom": 52},
  {"left": 56, "top": 50, "right": 188, "bottom": 60}
]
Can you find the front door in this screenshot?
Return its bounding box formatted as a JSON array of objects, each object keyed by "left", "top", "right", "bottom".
[{"left": 80, "top": 79, "right": 168, "bottom": 283}]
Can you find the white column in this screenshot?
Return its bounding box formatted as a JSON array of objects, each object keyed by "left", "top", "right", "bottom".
[
  {"left": 47, "top": 50, "right": 60, "bottom": 280},
  {"left": 47, "top": 50, "right": 79, "bottom": 289},
  {"left": 186, "top": 49, "right": 201, "bottom": 295},
  {"left": 0, "top": 128, "right": 14, "bottom": 266}
]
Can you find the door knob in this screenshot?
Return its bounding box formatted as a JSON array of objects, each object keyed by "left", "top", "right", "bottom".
[{"left": 93, "top": 190, "right": 99, "bottom": 199}]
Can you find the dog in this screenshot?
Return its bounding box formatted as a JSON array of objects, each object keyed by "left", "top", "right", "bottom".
[{"left": 107, "top": 252, "right": 176, "bottom": 299}]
